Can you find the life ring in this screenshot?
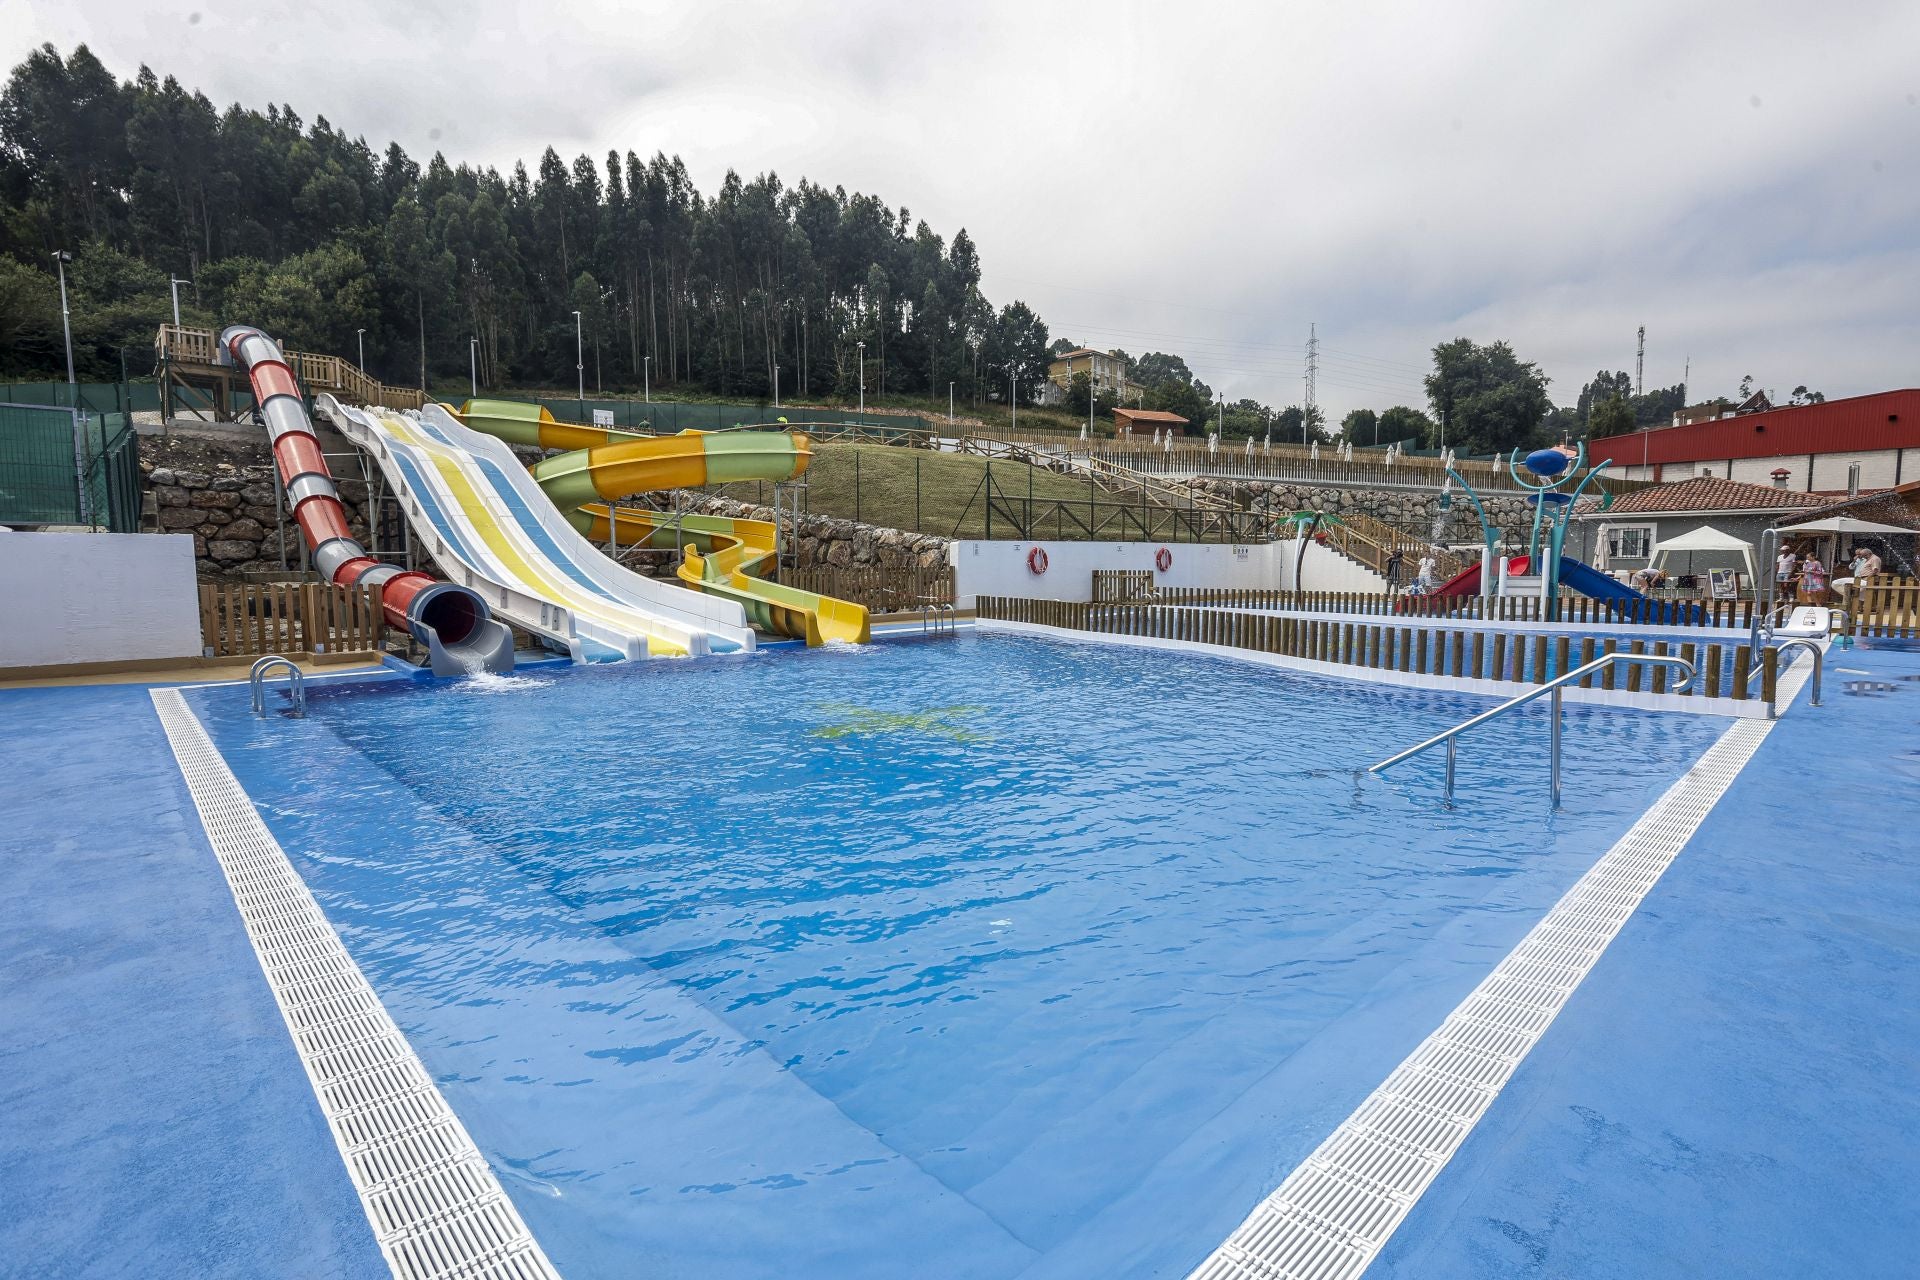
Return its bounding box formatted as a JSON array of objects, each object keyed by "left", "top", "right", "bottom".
[
  {"left": 1155, "top": 547, "right": 1173, "bottom": 572},
  {"left": 1028, "top": 546, "right": 1049, "bottom": 574}
]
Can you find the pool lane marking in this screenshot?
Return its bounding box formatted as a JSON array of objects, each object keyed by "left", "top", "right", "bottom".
[
  {"left": 1184, "top": 651, "right": 1819, "bottom": 1280},
  {"left": 149, "top": 688, "right": 563, "bottom": 1280}
]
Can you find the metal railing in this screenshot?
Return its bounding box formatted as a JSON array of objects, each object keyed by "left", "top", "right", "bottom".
[
  {"left": 249, "top": 655, "right": 307, "bottom": 718},
  {"left": 1370, "top": 651, "right": 1696, "bottom": 808},
  {"left": 1780, "top": 638, "right": 1824, "bottom": 706}
]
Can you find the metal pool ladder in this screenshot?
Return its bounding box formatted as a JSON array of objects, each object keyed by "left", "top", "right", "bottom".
[
  {"left": 249, "top": 655, "right": 307, "bottom": 718},
  {"left": 1370, "top": 651, "right": 1695, "bottom": 808}
]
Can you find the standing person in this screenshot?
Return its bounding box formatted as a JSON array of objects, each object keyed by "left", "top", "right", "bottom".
[
  {"left": 1417, "top": 547, "right": 1438, "bottom": 591},
  {"left": 1385, "top": 547, "right": 1404, "bottom": 593},
  {"left": 1775, "top": 543, "right": 1798, "bottom": 598},
  {"left": 1799, "top": 552, "right": 1828, "bottom": 605}
]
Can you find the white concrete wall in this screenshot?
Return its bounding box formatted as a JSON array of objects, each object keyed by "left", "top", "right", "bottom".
[
  {"left": 0, "top": 532, "right": 202, "bottom": 669},
  {"left": 950, "top": 539, "right": 1282, "bottom": 605},
  {"left": 1283, "top": 540, "right": 1389, "bottom": 592},
  {"left": 1618, "top": 447, "right": 1911, "bottom": 491},
  {"left": 949, "top": 537, "right": 1391, "bottom": 604}
]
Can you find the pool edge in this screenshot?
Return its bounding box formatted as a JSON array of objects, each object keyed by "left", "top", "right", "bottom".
[
  {"left": 148, "top": 687, "right": 564, "bottom": 1280},
  {"left": 1179, "top": 646, "right": 1820, "bottom": 1280}
]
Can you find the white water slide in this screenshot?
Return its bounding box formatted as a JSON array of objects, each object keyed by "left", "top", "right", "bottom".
[{"left": 317, "top": 396, "right": 757, "bottom": 660}]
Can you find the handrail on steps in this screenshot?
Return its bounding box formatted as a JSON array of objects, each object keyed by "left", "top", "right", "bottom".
[{"left": 1370, "top": 651, "right": 1695, "bottom": 808}]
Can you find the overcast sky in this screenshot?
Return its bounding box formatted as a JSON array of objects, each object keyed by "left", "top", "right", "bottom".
[{"left": 12, "top": 0, "right": 1919, "bottom": 419}]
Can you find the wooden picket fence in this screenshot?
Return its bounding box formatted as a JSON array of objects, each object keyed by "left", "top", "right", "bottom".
[
  {"left": 1083, "top": 581, "right": 1754, "bottom": 629},
  {"left": 1852, "top": 575, "right": 1920, "bottom": 637},
  {"left": 977, "top": 596, "right": 1778, "bottom": 704},
  {"left": 1091, "top": 570, "right": 1157, "bottom": 602},
  {"left": 783, "top": 564, "right": 955, "bottom": 612},
  {"left": 199, "top": 581, "right": 386, "bottom": 658}
]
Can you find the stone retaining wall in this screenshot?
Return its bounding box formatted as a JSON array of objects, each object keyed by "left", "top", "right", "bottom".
[
  {"left": 139, "top": 433, "right": 372, "bottom": 580},
  {"left": 614, "top": 494, "right": 951, "bottom": 577}
]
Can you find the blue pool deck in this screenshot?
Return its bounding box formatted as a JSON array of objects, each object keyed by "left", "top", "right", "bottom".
[{"left": 3, "top": 642, "right": 1917, "bottom": 1279}]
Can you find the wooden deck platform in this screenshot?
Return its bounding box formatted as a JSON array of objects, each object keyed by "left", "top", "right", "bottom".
[{"left": 155, "top": 324, "right": 427, "bottom": 421}]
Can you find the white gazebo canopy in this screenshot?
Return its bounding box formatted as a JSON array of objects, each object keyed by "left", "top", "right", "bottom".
[
  {"left": 1649, "top": 524, "right": 1756, "bottom": 581},
  {"left": 1773, "top": 515, "right": 1915, "bottom": 536}
]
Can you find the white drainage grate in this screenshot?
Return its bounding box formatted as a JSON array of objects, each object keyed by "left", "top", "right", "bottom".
[
  {"left": 151, "top": 689, "right": 561, "bottom": 1280},
  {"left": 1185, "top": 654, "right": 1817, "bottom": 1280}
]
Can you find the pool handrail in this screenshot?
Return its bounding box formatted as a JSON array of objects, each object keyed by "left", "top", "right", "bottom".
[
  {"left": 1369, "top": 650, "right": 1696, "bottom": 808},
  {"left": 249, "top": 654, "right": 307, "bottom": 718},
  {"left": 1736, "top": 636, "right": 1824, "bottom": 708}
]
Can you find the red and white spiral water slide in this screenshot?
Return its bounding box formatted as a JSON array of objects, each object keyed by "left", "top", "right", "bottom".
[{"left": 221, "top": 325, "right": 514, "bottom": 676}]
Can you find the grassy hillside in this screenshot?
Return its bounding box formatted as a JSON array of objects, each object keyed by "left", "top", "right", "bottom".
[{"left": 710, "top": 443, "right": 1215, "bottom": 541}]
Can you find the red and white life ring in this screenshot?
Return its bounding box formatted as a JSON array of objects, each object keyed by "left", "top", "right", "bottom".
[
  {"left": 1027, "top": 546, "right": 1049, "bottom": 574},
  {"left": 1155, "top": 547, "right": 1173, "bottom": 573}
]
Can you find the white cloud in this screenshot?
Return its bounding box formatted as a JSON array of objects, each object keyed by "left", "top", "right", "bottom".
[{"left": 11, "top": 0, "right": 1918, "bottom": 416}]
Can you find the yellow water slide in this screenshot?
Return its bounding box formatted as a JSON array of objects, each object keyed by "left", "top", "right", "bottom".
[{"left": 452, "top": 400, "right": 870, "bottom": 646}]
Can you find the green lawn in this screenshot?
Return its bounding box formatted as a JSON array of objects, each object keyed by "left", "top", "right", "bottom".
[{"left": 710, "top": 443, "right": 1230, "bottom": 541}]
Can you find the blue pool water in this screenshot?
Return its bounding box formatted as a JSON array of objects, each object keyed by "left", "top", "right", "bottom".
[{"left": 190, "top": 632, "right": 1727, "bottom": 1279}]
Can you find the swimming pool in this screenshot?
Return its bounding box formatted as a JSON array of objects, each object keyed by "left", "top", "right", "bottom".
[{"left": 189, "top": 632, "right": 1728, "bottom": 1278}]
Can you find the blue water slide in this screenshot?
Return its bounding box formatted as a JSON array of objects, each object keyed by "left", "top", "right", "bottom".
[{"left": 1557, "top": 556, "right": 1705, "bottom": 624}]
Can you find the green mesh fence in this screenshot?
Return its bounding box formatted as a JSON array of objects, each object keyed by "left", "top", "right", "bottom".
[
  {"left": 0, "top": 403, "right": 141, "bottom": 530},
  {"left": 0, "top": 381, "right": 161, "bottom": 413}
]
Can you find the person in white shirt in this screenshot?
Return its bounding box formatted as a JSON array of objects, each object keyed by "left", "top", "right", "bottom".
[
  {"left": 1416, "top": 550, "right": 1437, "bottom": 589},
  {"left": 1775, "top": 547, "right": 1797, "bottom": 589},
  {"left": 1858, "top": 547, "right": 1882, "bottom": 580}
]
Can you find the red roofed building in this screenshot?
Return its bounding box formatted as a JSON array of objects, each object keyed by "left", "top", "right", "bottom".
[
  {"left": 1568, "top": 476, "right": 1827, "bottom": 581},
  {"left": 1589, "top": 388, "right": 1920, "bottom": 493}
]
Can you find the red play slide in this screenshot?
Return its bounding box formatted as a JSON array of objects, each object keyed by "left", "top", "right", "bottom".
[{"left": 1429, "top": 561, "right": 1485, "bottom": 598}]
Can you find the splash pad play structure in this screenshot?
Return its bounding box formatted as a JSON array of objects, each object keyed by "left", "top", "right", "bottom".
[{"left": 1422, "top": 443, "right": 1696, "bottom": 621}]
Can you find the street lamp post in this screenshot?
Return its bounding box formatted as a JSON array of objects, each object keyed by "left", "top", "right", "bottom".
[
  {"left": 857, "top": 340, "right": 866, "bottom": 413},
  {"left": 1086, "top": 356, "right": 1095, "bottom": 440},
  {"left": 1010, "top": 370, "right": 1017, "bottom": 433},
  {"left": 773, "top": 364, "right": 780, "bottom": 409},
  {"left": 948, "top": 381, "right": 955, "bottom": 424},
  {"left": 597, "top": 287, "right": 615, "bottom": 394},
  {"left": 52, "top": 251, "right": 75, "bottom": 389},
  {"left": 356, "top": 327, "right": 366, "bottom": 369},
  {"left": 169, "top": 275, "right": 191, "bottom": 328},
  {"left": 643, "top": 356, "right": 651, "bottom": 404},
  {"left": 572, "top": 310, "right": 584, "bottom": 420},
  {"left": 469, "top": 336, "right": 478, "bottom": 399}
]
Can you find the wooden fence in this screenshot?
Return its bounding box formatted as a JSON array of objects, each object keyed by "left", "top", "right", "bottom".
[
  {"left": 977, "top": 596, "right": 1775, "bottom": 704},
  {"left": 1091, "top": 570, "right": 1156, "bottom": 602},
  {"left": 157, "top": 324, "right": 425, "bottom": 412},
  {"left": 1853, "top": 575, "right": 1920, "bottom": 636},
  {"left": 784, "top": 564, "right": 955, "bottom": 613},
  {"left": 199, "top": 581, "right": 387, "bottom": 658},
  {"left": 1082, "top": 582, "right": 1756, "bottom": 628},
  {"left": 1272, "top": 516, "right": 1466, "bottom": 583}
]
